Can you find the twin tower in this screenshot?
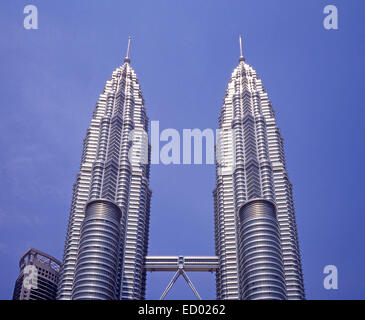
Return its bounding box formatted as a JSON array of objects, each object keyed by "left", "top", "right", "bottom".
[{"left": 57, "top": 37, "right": 305, "bottom": 300}]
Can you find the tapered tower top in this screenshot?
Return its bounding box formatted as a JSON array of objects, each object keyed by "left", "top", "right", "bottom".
[
  {"left": 124, "top": 36, "right": 131, "bottom": 63},
  {"left": 239, "top": 35, "right": 245, "bottom": 62}
]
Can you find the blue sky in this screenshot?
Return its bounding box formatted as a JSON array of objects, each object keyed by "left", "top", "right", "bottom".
[{"left": 0, "top": 0, "right": 364, "bottom": 300}]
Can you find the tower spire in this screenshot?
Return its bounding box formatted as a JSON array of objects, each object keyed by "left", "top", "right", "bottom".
[
  {"left": 239, "top": 35, "right": 245, "bottom": 62},
  {"left": 124, "top": 36, "right": 131, "bottom": 63}
]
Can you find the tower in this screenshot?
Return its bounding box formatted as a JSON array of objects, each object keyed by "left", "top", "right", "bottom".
[
  {"left": 213, "top": 36, "right": 305, "bottom": 299},
  {"left": 58, "top": 38, "right": 152, "bottom": 300}
]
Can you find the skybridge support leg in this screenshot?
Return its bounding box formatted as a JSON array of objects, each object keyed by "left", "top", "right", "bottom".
[
  {"left": 160, "top": 269, "right": 202, "bottom": 300},
  {"left": 181, "top": 269, "right": 202, "bottom": 300},
  {"left": 160, "top": 270, "right": 180, "bottom": 300}
]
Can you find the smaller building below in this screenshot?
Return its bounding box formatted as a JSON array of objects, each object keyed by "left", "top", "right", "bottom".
[{"left": 12, "top": 248, "right": 61, "bottom": 300}]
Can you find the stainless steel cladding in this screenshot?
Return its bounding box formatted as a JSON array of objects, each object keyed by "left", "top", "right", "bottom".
[
  {"left": 72, "top": 199, "right": 124, "bottom": 300},
  {"left": 214, "top": 38, "right": 305, "bottom": 299},
  {"left": 58, "top": 45, "right": 152, "bottom": 300},
  {"left": 238, "top": 199, "right": 286, "bottom": 300}
]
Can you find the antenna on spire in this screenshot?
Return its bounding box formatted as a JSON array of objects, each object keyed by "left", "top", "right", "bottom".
[
  {"left": 124, "top": 36, "right": 131, "bottom": 63},
  {"left": 239, "top": 35, "right": 245, "bottom": 62}
]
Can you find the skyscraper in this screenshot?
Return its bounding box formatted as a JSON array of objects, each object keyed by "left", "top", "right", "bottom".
[
  {"left": 213, "top": 37, "right": 305, "bottom": 300},
  {"left": 13, "top": 248, "right": 61, "bottom": 300},
  {"left": 58, "top": 38, "right": 152, "bottom": 300}
]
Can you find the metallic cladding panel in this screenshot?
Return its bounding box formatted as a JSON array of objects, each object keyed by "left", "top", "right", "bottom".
[
  {"left": 71, "top": 199, "right": 124, "bottom": 300},
  {"left": 238, "top": 199, "right": 286, "bottom": 300}
]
